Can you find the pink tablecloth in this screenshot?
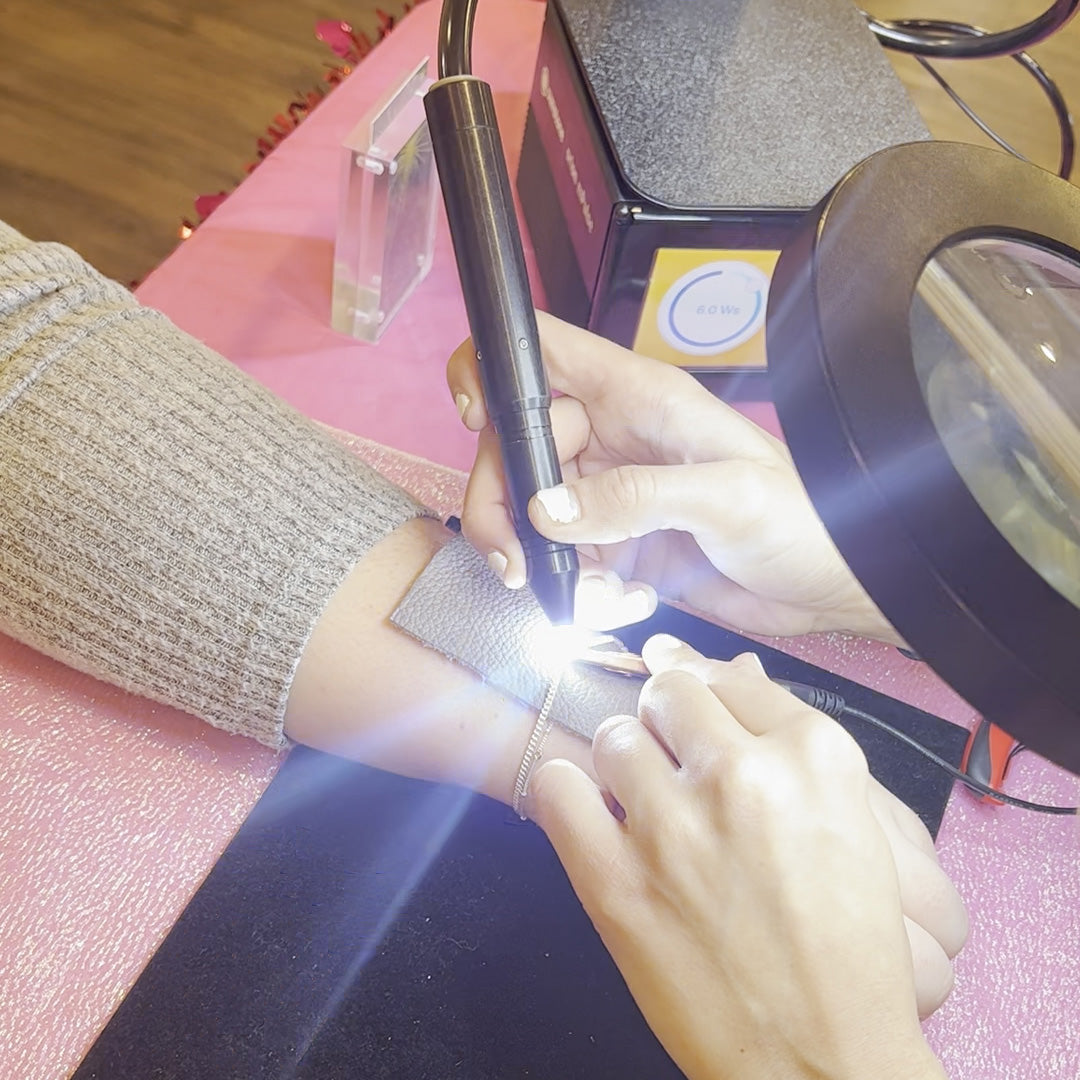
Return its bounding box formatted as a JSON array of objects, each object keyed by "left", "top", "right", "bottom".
[{"left": 2, "top": 3, "right": 1078, "bottom": 1078}]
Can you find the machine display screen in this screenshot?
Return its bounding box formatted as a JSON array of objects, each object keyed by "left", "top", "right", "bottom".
[{"left": 633, "top": 248, "right": 780, "bottom": 370}]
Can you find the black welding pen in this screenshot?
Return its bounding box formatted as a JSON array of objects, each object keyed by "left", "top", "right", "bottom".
[{"left": 425, "top": 75, "right": 579, "bottom": 625}]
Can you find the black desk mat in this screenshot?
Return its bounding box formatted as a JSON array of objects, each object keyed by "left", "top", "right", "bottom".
[{"left": 74, "top": 609, "right": 968, "bottom": 1079}]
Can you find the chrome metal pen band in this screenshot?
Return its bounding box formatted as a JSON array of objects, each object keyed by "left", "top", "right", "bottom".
[{"left": 512, "top": 672, "right": 562, "bottom": 819}]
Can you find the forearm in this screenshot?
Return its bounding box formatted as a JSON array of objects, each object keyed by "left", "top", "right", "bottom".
[
  {"left": 0, "top": 221, "right": 591, "bottom": 799},
  {"left": 285, "top": 515, "right": 593, "bottom": 803},
  {"left": 0, "top": 222, "right": 421, "bottom": 745}
]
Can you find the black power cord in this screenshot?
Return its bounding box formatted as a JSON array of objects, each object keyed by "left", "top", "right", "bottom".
[
  {"left": 863, "top": 8, "right": 1077, "bottom": 180},
  {"left": 864, "top": 0, "right": 1079, "bottom": 59},
  {"left": 776, "top": 681, "right": 1079, "bottom": 816},
  {"left": 918, "top": 41, "right": 1074, "bottom": 178},
  {"left": 437, "top": 0, "right": 478, "bottom": 78}
]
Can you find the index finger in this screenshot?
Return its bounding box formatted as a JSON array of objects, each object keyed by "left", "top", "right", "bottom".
[
  {"left": 446, "top": 314, "right": 782, "bottom": 464},
  {"left": 641, "top": 636, "right": 824, "bottom": 737},
  {"left": 528, "top": 758, "right": 624, "bottom": 864},
  {"left": 533, "top": 313, "right": 784, "bottom": 464},
  {"left": 636, "top": 667, "right": 750, "bottom": 773},
  {"left": 446, "top": 336, "right": 490, "bottom": 431}
]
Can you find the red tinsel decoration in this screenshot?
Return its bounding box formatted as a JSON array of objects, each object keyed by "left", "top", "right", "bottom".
[{"left": 179, "top": 5, "right": 425, "bottom": 240}]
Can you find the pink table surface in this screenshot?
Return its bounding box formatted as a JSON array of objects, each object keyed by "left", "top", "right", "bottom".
[{"left": 3, "top": 2, "right": 1078, "bottom": 1078}]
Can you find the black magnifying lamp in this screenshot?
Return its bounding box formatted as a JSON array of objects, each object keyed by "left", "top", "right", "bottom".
[{"left": 768, "top": 141, "right": 1080, "bottom": 774}]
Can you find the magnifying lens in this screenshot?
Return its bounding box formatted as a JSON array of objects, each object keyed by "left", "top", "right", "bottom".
[{"left": 768, "top": 141, "right": 1080, "bottom": 773}]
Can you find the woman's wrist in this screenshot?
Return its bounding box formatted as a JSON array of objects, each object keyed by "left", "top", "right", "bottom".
[
  {"left": 821, "top": 1029, "right": 947, "bottom": 1080},
  {"left": 874, "top": 1038, "right": 949, "bottom": 1080},
  {"left": 284, "top": 516, "right": 594, "bottom": 805},
  {"left": 746, "top": 1028, "right": 946, "bottom": 1080}
]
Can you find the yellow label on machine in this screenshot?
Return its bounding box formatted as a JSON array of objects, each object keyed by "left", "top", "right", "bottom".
[{"left": 633, "top": 248, "right": 781, "bottom": 369}]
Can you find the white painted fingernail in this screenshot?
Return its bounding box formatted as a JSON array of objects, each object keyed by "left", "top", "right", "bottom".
[
  {"left": 648, "top": 633, "right": 683, "bottom": 652},
  {"left": 735, "top": 651, "right": 766, "bottom": 674},
  {"left": 487, "top": 550, "right": 525, "bottom": 590},
  {"left": 622, "top": 585, "right": 657, "bottom": 621},
  {"left": 455, "top": 392, "right": 471, "bottom": 422},
  {"left": 487, "top": 549, "right": 509, "bottom": 580},
  {"left": 576, "top": 573, "right": 607, "bottom": 600},
  {"left": 535, "top": 485, "right": 579, "bottom": 524},
  {"left": 579, "top": 570, "right": 623, "bottom": 602}
]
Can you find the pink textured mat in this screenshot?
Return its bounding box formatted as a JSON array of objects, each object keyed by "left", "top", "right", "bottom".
[{"left": 2, "top": 3, "right": 1077, "bottom": 1077}]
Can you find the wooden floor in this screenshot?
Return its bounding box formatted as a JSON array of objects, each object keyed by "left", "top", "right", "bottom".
[
  {"left": 2, "top": 0, "right": 1078, "bottom": 284},
  {"left": 0, "top": 0, "right": 409, "bottom": 282},
  {"left": 881, "top": 0, "right": 1080, "bottom": 180}
]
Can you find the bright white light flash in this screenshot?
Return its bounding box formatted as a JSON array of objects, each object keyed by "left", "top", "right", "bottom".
[{"left": 526, "top": 622, "right": 598, "bottom": 679}]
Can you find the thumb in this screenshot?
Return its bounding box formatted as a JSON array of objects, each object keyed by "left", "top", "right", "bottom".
[{"left": 529, "top": 462, "right": 739, "bottom": 544}]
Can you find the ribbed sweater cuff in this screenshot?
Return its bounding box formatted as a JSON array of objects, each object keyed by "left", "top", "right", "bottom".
[{"left": 0, "top": 224, "right": 428, "bottom": 747}]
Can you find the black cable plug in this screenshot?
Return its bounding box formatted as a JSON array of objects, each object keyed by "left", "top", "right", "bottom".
[
  {"left": 772, "top": 680, "right": 846, "bottom": 720},
  {"left": 771, "top": 680, "right": 1077, "bottom": 816}
]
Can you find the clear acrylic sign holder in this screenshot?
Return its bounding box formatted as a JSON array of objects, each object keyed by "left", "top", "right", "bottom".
[{"left": 332, "top": 58, "right": 439, "bottom": 343}]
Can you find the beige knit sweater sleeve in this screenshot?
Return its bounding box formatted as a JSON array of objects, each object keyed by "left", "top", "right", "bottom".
[{"left": 0, "top": 221, "right": 428, "bottom": 748}]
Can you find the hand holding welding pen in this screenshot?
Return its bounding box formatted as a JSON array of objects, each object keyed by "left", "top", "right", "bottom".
[{"left": 449, "top": 313, "right": 902, "bottom": 642}]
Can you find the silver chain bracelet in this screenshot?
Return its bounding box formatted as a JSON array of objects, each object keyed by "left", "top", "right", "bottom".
[{"left": 511, "top": 672, "right": 563, "bottom": 819}]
